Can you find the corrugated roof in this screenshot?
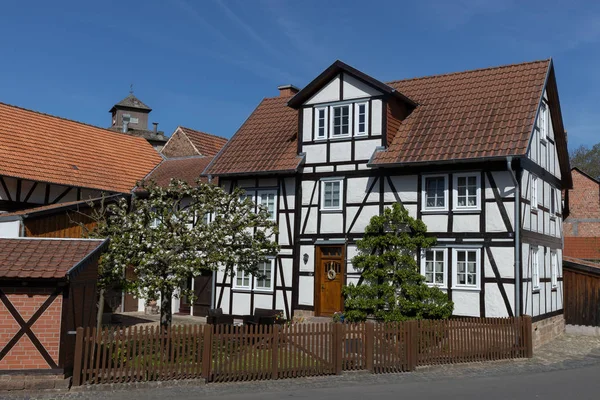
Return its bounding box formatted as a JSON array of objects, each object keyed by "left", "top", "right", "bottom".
[
  {"left": 0, "top": 238, "right": 106, "bottom": 279},
  {"left": 0, "top": 102, "right": 163, "bottom": 193}
]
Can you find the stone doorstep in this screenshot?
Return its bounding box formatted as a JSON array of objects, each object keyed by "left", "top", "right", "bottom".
[{"left": 0, "top": 374, "right": 69, "bottom": 391}]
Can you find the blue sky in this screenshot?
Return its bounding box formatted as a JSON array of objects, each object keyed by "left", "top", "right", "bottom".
[{"left": 1, "top": 0, "right": 599, "bottom": 150}]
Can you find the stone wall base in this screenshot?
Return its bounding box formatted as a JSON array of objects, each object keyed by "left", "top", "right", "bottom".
[
  {"left": 293, "top": 310, "right": 315, "bottom": 318},
  {"left": 0, "top": 373, "right": 69, "bottom": 391},
  {"left": 566, "top": 324, "right": 600, "bottom": 336},
  {"left": 532, "top": 313, "right": 565, "bottom": 349}
]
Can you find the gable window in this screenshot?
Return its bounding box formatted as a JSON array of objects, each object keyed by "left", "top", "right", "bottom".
[
  {"left": 234, "top": 268, "right": 251, "bottom": 290},
  {"left": 452, "top": 248, "right": 480, "bottom": 290},
  {"left": 421, "top": 248, "right": 447, "bottom": 287},
  {"left": 331, "top": 105, "right": 351, "bottom": 137},
  {"left": 354, "top": 102, "right": 368, "bottom": 136},
  {"left": 422, "top": 175, "right": 448, "bottom": 211},
  {"left": 321, "top": 178, "right": 342, "bottom": 211},
  {"left": 453, "top": 173, "right": 480, "bottom": 210},
  {"left": 531, "top": 175, "right": 539, "bottom": 211},
  {"left": 258, "top": 190, "right": 277, "bottom": 220},
  {"left": 551, "top": 251, "right": 558, "bottom": 288},
  {"left": 539, "top": 102, "right": 549, "bottom": 139},
  {"left": 255, "top": 259, "right": 274, "bottom": 291},
  {"left": 315, "top": 107, "right": 328, "bottom": 140},
  {"left": 531, "top": 247, "right": 540, "bottom": 290}
]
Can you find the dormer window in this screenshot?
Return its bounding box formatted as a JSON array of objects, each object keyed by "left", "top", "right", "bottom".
[
  {"left": 315, "top": 107, "right": 328, "bottom": 140},
  {"left": 331, "top": 104, "right": 351, "bottom": 137}
]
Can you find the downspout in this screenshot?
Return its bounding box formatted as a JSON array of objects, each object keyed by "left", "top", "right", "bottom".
[
  {"left": 506, "top": 156, "right": 521, "bottom": 316},
  {"left": 207, "top": 174, "right": 216, "bottom": 311}
]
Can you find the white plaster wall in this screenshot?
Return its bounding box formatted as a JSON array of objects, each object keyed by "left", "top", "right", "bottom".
[
  {"left": 405, "top": 204, "right": 418, "bottom": 219},
  {"left": 485, "top": 171, "right": 515, "bottom": 199},
  {"left": 0, "top": 220, "right": 20, "bottom": 237},
  {"left": 298, "top": 276, "right": 314, "bottom": 306},
  {"left": 219, "top": 286, "right": 231, "bottom": 314},
  {"left": 486, "top": 203, "right": 507, "bottom": 232},
  {"left": 485, "top": 283, "right": 514, "bottom": 317},
  {"left": 330, "top": 141, "right": 352, "bottom": 162},
  {"left": 371, "top": 99, "right": 383, "bottom": 136},
  {"left": 301, "top": 207, "right": 317, "bottom": 234},
  {"left": 452, "top": 291, "right": 480, "bottom": 317},
  {"left": 302, "top": 108, "right": 313, "bottom": 142},
  {"left": 302, "top": 181, "right": 317, "bottom": 204},
  {"left": 232, "top": 292, "right": 251, "bottom": 315},
  {"left": 354, "top": 139, "right": 380, "bottom": 161},
  {"left": 349, "top": 205, "right": 378, "bottom": 233},
  {"left": 306, "top": 74, "right": 340, "bottom": 105},
  {"left": 342, "top": 74, "right": 382, "bottom": 100},
  {"left": 384, "top": 175, "right": 417, "bottom": 203},
  {"left": 421, "top": 214, "right": 448, "bottom": 232},
  {"left": 346, "top": 177, "right": 370, "bottom": 203},
  {"left": 315, "top": 166, "right": 334, "bottom": 173},
  {"left": 484, "top": 247, "right": 514, "bottom": 278},
  {"left": 305, "top": 143, "right": 327, "bottom": 164},
  {"left": 452, "top": 214, "right": 480, "bottom": 233},
  {"left": 279, "top": 258, "right": 293, "bottom": 287},
  {"left": 253, "top": 293, "right": 272, "bottom": 311},
  {"left": 321, "top": 212, "right": 343, "bottom": 233},
  {"left": 300, "top": 244, "right": 315, "bottom": 272}
]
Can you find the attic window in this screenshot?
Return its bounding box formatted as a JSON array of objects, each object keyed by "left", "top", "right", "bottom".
[{"left": 331, "top": 105, "right": 351, "bottom": 137}]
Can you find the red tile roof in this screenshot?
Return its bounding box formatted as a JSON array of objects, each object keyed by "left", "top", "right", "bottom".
[
  {"left": 178, "top": 127, "right": 228, "bottom": 157},
  {"left": 0, "top": 238, "right": 106, "bottom": 279},
  {"left": 144, "top": 156, "right": 214, "bottom": 187},
  {"left": 0, "top": 195, "right": 123, "bottom": 219},
  {"left": 0, "top": 102, "right": 163, "bottom": 193},
  {"left": 563, "top": 256, "right": 600, "bottom": 271},
  {"left": 206, "top": 96, "right": 302, "bottom": 175},
  {"left": 374, "top": 60, "right": 550, "bottom": 164},
  {"left": 207, "top": 60, "right": 554, "bottom": 175}
]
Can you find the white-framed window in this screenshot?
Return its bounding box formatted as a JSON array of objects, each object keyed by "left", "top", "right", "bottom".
[
  {"left": 354, "top": 102, "right": 368, "bottom": 136},
  {"left": 452, "top": 248, "right": 481, "bottom": 290},
  {"left": 422, "top": 175, "right": 448, "bottom": 211},
  {"left": 330, "top": 104, "right": 352, "bottom": 137},
  {"left": 453, "top": 173, "right": 480, "bottom": 211},
  {"left": 540, "top": 140, "right": 547, "bottom": 170},
  {"left": 421, "top": 248, "right": 448, "bottom": 287},
  {"left": 234, "top": 267, "right": 251, "bottom": 290},
  {"left": 551, "top": 251, "right": 558, "bottom": 288},
  {"left": 539, "top": 102, "right": 549, "bottom": 139},
  {"left": 255, "top": 259, "right": 274, "bottom": 292},
  {"left": 531, "top": 247, "right": 540, "bottom": 290},
  {"left": 531, "top": 175, "right": 539, "bottom": 210},
  {"left": 321, "top": 178, "right": 343, "bottom": 211},
  {"left": 314, "top": 106, "right": 328, "bottom": 140},
  {"left": 258, "top": 190, "right": 277, "bottom": 221},
  {"left": 548, "top": 141, "right": 556, "bottom": 175}
]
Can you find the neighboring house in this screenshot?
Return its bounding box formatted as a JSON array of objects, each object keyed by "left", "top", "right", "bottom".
[
  {"left": 0, "top": 102, "right": 162, "bottom": 213},
  {"left": 108, "top": 92, "right": 168, "bottom": 151},
  {"left": 161, "top": 126, "right": 228, "bottom": 158},
  {"left": 206, "top": 59, "right": 571, "bottom": 334},
  {"left": 563, "top": 168, "right": 600, "bottom": 262},
  {"left": 0, "top": 238, "right": 107, "bottom": 373},
  {"left": 563, "top": 256, "right": 600, "bottom": 328}
]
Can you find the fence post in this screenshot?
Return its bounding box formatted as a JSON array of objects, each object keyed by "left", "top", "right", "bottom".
[
  {"left": 334, "top": 323, "right": 343, "bottom": 375},
  {"left": 71, "top": 327, "right": 84, "bottom": 386},
  {"left": 523, "top": 315, "right": 533, "bottom": 358},
  {"left": 365, "top": 323, "right": 374, "bottom": 372},
  {"left": 407, "top": 320, "right": 418, "bottom": 371},
  {"left": 272, "top": 325, "right": 279, "bottom": 380},
  {"left": 202, "top": 324, "right": 213, "bottom": 382}
]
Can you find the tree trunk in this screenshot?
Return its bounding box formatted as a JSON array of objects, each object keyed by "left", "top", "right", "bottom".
[
  {"left": 160, "top": 290, "right": 172, "bottom": 328},
  {"left": 96, "top": 287, "right": 105, "bottom": 331}
]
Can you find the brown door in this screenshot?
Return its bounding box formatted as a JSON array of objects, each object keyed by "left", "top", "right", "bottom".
[
  {"left": 181, "top": 272, "right": 213, "bottom": 317},
  {"left": 123, "top": 266, "right": 139, "bottom": 312},
  {"left": 315, "top": 245, "right": 345, "bottom": 316}
]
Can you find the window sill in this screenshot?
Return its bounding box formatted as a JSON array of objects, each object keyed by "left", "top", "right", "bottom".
[
  {"left": 451, "top": 286, "right": 480, "bottom": 292},
  {"left": 320, "top": 208, "right": 343, "bottom": 213},
  {"left": 421, "top": 209, "right": 449, "bottom": 214},
  {"left": 329, "top": 135, "right": 352, "bottom": 141},
  {"left": 451, "top": 208, "right": 482, "bottom": 213},
  {"left": 233, "top": 287, "right": 252, "bottom": 292},
  {"left": 531, "top": 208, "right": 539, "bottom": 214},
  {"left": 532, "top": 288, "right": 541, "bottom": 294},
  {"left": 253, "top": 288, "right": 274, "bottom": 294},
  {"left": 426, "top": 283, "right": 447, "bottom": 290}
]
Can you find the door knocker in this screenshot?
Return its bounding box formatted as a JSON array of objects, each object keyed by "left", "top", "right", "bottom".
[{"left": 327, "top": 265, "right": 337, "bottom": 280}]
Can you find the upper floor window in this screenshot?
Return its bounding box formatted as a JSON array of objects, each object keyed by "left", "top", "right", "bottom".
[
  {"left": 331, "top": 105, "right": 351, "bottom": 137},
  {"left": 539, "top": 102, "right": 549, "bottom": 139},
  {"left": 453, "top": 173, "right": 480, "bottom": 211},
  {"left": 315, "top": 107, "right": 328, "bottom": 140},
  {"left": 421, "top": 248, "right": 447, "bottom": 287},
  {"left": 354, "top": 102, "right": 368, "bottom": 136},
  {"left": 531, "top": 247, "right": 540, "bottom": 290},
  {"left": 422, "top": 175, "right": 448, "bottom": 211},
  {"left": 234, "top": 267, "right": 251, "bottom": 290},
  {"left": 452, "top": 248, "right": 480, "bottom": 290},
  {"left": 531, "top": 175, "right": 539, "bottom": 210},
  {"left": 258, "top": 190, "right": 277, "bottom": 221},
  {"left": 321, "top": 178, "right": 342, "bottom": 211},
  {"left": 255, "top": 259, "right": 274, "bottom": 291},
  {"left": 551, "top": 251, "right": 558, "bottom": 288}
]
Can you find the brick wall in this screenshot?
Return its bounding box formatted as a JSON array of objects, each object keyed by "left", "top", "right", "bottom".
[
  {"left": 0, "top": 286, "right": 62, "bottom": 370},
  {"left": 564, "top": 170, "right": 600, "bottom": 259},
  {"left": 161, "top": 129, "right": 199, "bottom": 157},
  {"left": 532, "top": 313, "right": 565, "bottom": 349}
]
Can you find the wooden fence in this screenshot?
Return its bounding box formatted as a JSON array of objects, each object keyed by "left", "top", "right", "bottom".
[{"left": 72, "top": 316, "right": 532, "bottom": 386}]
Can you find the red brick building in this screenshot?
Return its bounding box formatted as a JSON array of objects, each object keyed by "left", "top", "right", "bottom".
[
  {"left": 0, "top": 238, "right": 106, "bottom": 373},
  {"left": 564, "top": 168, "right": 600, "bottom": 261}
]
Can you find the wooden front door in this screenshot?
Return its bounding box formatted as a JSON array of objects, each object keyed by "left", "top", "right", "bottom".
[
  {"left": 315, "top": 245, "right": 345, "bottom": 316},
  {"left": 123, "top": 266, "right": 139, "bottom": 312},
  {"left": 180, "top": 271, "right": 213, "bottom": 317}
]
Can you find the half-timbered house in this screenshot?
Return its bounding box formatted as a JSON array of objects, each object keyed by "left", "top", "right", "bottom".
[{"left": 205, "top": 59, "right": 571, "bottom": 331}]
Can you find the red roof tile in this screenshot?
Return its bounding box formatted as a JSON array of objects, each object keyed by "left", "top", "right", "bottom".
[
  {"left": 144, "top": 156, "right": 214, "bottom": 187},
  {"left": 179, "top": 127, "right": 228, "bottom": 157},
  {"left": 207, "top": 60, "right": 552, "bottom": 175},
  {"left": 0, "top": 102, "right": 163, "bottom": 193},
  {"left": 206, "top": 96, "right": 302, "bottom": 175},
  {"left": 0, "top": 238, "right": 106, "bottom": 279},
  {"left": 0, "top": 195, "right": 123, "bottom": 219}
]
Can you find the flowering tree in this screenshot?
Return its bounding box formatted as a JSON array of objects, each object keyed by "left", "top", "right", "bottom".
[
  {"left": 342, "top": 203, "right": 453, "bottom": 322},
  {"left": 91, "top": 180, "right": 278, "bottom": 327}
]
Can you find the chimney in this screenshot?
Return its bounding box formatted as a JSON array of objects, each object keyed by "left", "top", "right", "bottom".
[
  {"left": 152, "top": 122, "right": 158, "bottom": 133},
  {"left": 278, "top": 84, "right": 300, "bottom": 98},
  {"left": 122, "top": 121, "right": 128, "bottom": 133}
]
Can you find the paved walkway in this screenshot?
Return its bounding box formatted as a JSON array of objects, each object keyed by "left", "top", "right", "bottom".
[{"left": 5, "top": 334, "right": 600, "bottom": 399}]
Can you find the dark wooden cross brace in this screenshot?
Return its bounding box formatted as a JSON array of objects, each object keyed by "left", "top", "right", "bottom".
[{"left": 0, "top": 287, "right": 62, "bottom": 368}]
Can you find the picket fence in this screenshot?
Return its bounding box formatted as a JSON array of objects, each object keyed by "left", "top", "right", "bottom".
[{"left": 71, "top": 316, "right": 532, "bottom": 386}]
